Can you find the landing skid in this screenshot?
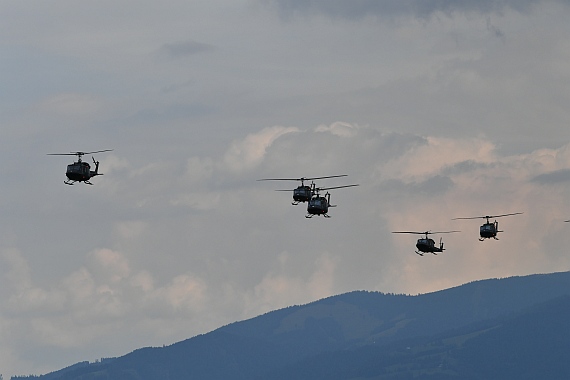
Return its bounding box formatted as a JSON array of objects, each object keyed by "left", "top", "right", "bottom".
[
  {"left": 479, "top": 237, "right": 499, "bottom": 241},
  {"left": 305, "top": 214, "right": 331, "bottom": 218},
  {"left": 416, "top": 251, "right": 440, "bottom": 256},
  {"left": 64, "top": 180, "right": 93, "bottom": 185}
]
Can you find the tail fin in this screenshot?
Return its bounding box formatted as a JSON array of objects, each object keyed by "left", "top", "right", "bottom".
[{"left": 90, "top": 157, "right": 101, "bottom": 177}]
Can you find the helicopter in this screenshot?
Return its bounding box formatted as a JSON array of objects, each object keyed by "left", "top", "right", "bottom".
[
  {"left": 391, "top": 230, "right": 460, "bottom": 256},
  {"left": 48, "top": 150, "right": 113, "bottom": 185},
  {"left": 257, "top": 175, "right": 348, "bottom": 205},
  {"left": 305, "top": 184, "right": 358, "bottom": 218},
  {"left": 452, "top": 212, "right": 523, "bottom": 241}
]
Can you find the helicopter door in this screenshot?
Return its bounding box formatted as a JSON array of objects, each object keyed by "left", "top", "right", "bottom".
[
  {"left": 67, "top": 164, "right": 79, "bottom": 174},
  {"left": 294, "top": 187, "right": 310, "bottom": 202}
]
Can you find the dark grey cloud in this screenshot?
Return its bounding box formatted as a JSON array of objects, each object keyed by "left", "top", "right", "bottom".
[
  {"left": 441, "top": 160, "right": 496, "bottom": 176},
  {"left": 381, "top": 175, "right": 455, "bottom": 198},
  {"left": 131, "top": 103, "right": 215, "bottom": 123},
  {"left": 159, "top": 40, "right": 214, "bottom": 59},
  {"left": 265, "top": 0, "right": 551, "bottom": 20},
  {"left": 531, "top": 169, "right": 570, "bottom": 184}
]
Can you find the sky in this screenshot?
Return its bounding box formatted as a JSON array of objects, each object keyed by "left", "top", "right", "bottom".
[{"left": 2, "top": 0, "right": 570, "bottom": 376}]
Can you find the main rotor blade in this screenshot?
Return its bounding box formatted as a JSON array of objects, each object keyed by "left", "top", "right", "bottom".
[
  {"left": 392, "top": 230, "right": 460, "bottom": 235},
  {"left": 47, "top": 149, "right": 113, "bottom": 156},
  {"left": 257, "top": 174, "right": 347, "bottom": 182},
  {"left": 304, "top": 174, "right": 348, "bottom": 181},
  {"left": 489, "top": 212, "right": 523, "bottom": 218},
  {"left": 452, "top": 212, "right": 523, "bottom": 220},
  {"left": 82, "top": 149, "right": 113, "bottom": 155},
  {"left": 257, "top": 178, "right": 300, "bottom": 181},
  {"left": 316, "top": 184, "right": 359, "bottom": 191}
]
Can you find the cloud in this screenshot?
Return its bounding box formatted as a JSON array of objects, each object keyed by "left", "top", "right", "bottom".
[
  {"left": 37, "top": 93, "right": 103, "bottom": 117},
  {"left": 2, "top": 249, "right": 33, "bottom": 293},
  {"left": 61, "top": 267, "right": 96, "bottom": 303},
  {"left": 382, "top": 137, "right": 497, "bottom": 181},
  {"left": 531, "top": 169, "right": 570, "bottom": 184},
  {"left": 159, "top": 40, "right": 215, "bottom": 59},
  {"left": 315, "top": 121, "right": 359, "bottom": 137},
  {"left": 245, "top": 252, "right": 340, "bottom": 315},
  {"left": 265, "top": 0, "right": 547, "bottom": 20},
  {"left": 222, "top": 126, "right": 300, "bottom": 173},
  {"left": 149, "top": 274, "right": 208, "bottom": 313},
  {"left": 89, "top": 248, "right": 131, "bottom": 283}
]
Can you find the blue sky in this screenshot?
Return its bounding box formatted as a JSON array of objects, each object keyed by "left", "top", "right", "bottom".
[{"left": 2, "top": 0, "right": 570, "bottom": 376}]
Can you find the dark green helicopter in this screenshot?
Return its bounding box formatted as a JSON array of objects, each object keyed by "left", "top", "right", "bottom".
[
  {"left": 305, "top": 183, "right": 358, "bottom": 218},
  {"left": 257, "top": 175, "right": 349, "bottom": 205},
  {"left": 48, "top": 150, "right": 113, "bottom": 185},
  {"left": 392, "top": 230, "right": 460, "bottom": 256},
  {"left": 452, "top": 212, "right": 523, "bottom": 241}
]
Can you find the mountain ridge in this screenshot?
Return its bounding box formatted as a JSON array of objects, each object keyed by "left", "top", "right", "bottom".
[{"left": 17, "top": 271, "right": 570, "bottom": 380}]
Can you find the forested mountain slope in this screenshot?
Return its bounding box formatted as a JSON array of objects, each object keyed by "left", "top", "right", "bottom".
[{"left": 20, "top": 271, "right": 570, "bottom": 380}]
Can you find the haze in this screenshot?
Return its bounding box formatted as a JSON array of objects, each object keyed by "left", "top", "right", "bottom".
[{"left": 1, "top": 0, "right": 570, "bottom": 376}]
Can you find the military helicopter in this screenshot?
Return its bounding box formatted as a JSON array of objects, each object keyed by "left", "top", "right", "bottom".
[
  {"left": 48, "top": 150, "right": 113, "bottom": 185},
  {"left": 305, "top": 184, "right": 358, "bottom": 218},
  {"left": 391, "top": 230, "right": 460, "bottom": 256},
  {"left": 257, "top": 175, "right": 348, "bottom": 205},
  {"left": 452, "top": 212, "right": 523, "bottom": 241}
]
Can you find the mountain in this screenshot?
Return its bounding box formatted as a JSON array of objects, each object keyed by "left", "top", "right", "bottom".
[
  {"left": 265, "top": 295, "right": 570, "bottom": 379},
  {"left": 18, "top": 271, "right": 570, "bottom": 380}
]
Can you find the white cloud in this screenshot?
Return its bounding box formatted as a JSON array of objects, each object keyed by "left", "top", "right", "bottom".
[
  {"left": 2, "top": 249, "right": 33, "bottom": 293},
  {"left": 89, "top": 248, "right": 131, "bottom": 283},
  {"left": 246, "top": 252, "right": 340, "bottom": 315},
  {"left": 130, "top": 270, "right": 155, "bottom": 293},
  {"left": 315, "top": 121, "right": 360, "bottom": 137},
  {"left": 37, "top": 93, "right": 103, "bottom": 117},
  {"left": 382, "top": 137, "right": 497, "bottom": 181},
  {"left": 266, "top": 0, "right": 547, "bottom": 20},
  {"left": 61, "top": 267, "right": 96, "bottom": 302},
  {"left": 222, "top": 126, "right": 299, "bottom": 173}
]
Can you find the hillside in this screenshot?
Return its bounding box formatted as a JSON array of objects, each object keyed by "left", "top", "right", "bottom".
[
  {"left": 264, "top": 295, "right": 570, "bottom": 379},
  {"left": 17, "top": 271, "right": 570, "bottom": 380}
]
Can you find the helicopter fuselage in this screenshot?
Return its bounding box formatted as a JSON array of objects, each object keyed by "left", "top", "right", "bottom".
[
  {"left": 66, "top": 162, "right": 92, "bottom": 182},
  {"left": 49, "top": 150, "right": 111, "bottom": 185},
  {"left": 306, "top": 196, "right": 329, "bottom": 217},
  {"left": 452, "top": 213, "right": 521, "bottom": 241},
  {"left": 479, "top": 222, "right": 499, "bottom": 240},
  {"left": 416, "top": 238, "right": 442, "bottom": 254},
  {"left": 64, "top": 160, "right": 100, "bottom": 184},
  {"left": 293, "top": 185, "right": 313, "bottom": 203}
]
